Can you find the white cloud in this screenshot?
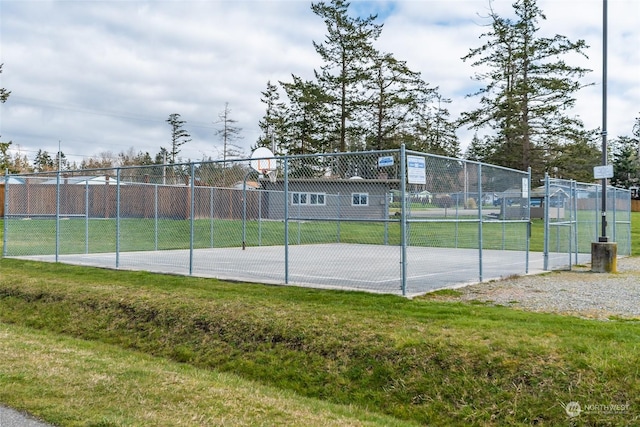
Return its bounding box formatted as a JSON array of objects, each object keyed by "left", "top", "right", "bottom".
[{"left": 1, "top": 0, "right": 637, "bottom": 166}]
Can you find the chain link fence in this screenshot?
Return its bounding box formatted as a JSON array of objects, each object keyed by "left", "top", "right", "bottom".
[
  {"left": 2, "top": 147, "right": 630, "bottom": 296},
  {"left": 541, "top": 176, "right": 631, "bottom": 270}
]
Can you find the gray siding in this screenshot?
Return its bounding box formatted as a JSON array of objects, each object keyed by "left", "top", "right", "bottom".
[{"left": 261, "top": 179, "right": 397, "bottom": 220}]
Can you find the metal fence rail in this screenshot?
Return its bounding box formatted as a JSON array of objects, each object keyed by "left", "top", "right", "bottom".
[
  {"left": 542, "top": 176, "right": 631, "bottom": 270},
  {"left": 2, "top": 147, "right": 630, "bottom": 296}
]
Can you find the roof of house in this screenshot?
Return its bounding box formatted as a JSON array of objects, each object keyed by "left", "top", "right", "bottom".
[
  {"left": 530, "top": 185, "right": 570, "bottom": 199},
  {"left": 0, "top": 176, "right": 26, "bottom": 185},
  {"left": 41, "top": 175, "right": 116, "bottom": 185}
]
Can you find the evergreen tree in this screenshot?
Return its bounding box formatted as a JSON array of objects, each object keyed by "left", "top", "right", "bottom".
[
  {"left": 166, "top": 113, "right": 191, "bottom": 164},
  {"left": 281, "top": 75, "right": 334, "bottom": 156},
  {"left": 0, "top": 64, "right": 9, "bottom": 103},
  {"left": 546, "top": 137, "right": 602, "bottom": 182},
  {"left": 465, "top": 133, "right": 504, "bottom": 165},
  {"left": 311, "top": 0, "right": 382, "bottom": 152},
  {"left": 411, "top": 95, "right": 460, "bottom": 157},
  {"left": 465, "top": 133, "right": 485, "bottom": 162},
  {"left": 256, "top": 81, "right": 287, "bottom": 155},
  {"left": 0, "top": 142, "right": 30, "bottom": 173},
  {"left": 33, "top": 149, "right": 55, "bottom": 172},
  {"left": 362, "top": 52, "right": 429, "bottom": 150},
  {"left": 54, "top": 151, "right": 68, "bottom": 171},
  {"left": 611, "top": 116, "right": 640, "bottom": 190},
  {"left": 460, "top": 0, "right": 591, "bottom": 177},
  {"left": 0, "top": 141, "right": 14, "bottom": 172},
  {"left": 271, "top": 0, "right": 458, "bottom": 158},
  {"left": 154, "top": 147, "right": 169, "bottom": 165},
  {"left": 611, "top": 136, "right": 639, "bottom": 189}
]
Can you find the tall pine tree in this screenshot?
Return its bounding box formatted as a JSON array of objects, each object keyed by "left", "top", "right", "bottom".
[
  {"left": 460, "top": 0, "right": 591, "bottom": 178},
  {"left": 311, "top": 0, "right": 382, "bottom": 152},
  {"left": 280, "top": 75, "right": 333, "bottom": 156},
  {"left": 256, "top": 81, "right": 287, "bottom": 155},
  {"left": 363, "top": 52, "right": 432, "bottom": 151},
  {"left": 165, "top": 113, "right": 191, "bottom": 164}
]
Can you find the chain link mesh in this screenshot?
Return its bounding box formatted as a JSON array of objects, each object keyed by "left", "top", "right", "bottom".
[
  {"left": 2, "top": 149, "right": 630, "bottom": 296},
  {"left": 543, "top": 177, "right": 632, "bottom": 270}
]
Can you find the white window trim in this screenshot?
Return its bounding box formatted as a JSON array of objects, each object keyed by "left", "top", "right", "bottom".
[
  {"left": 291, "top": 192, "right": 326, "bottom": 206},
  {"left": 351, "top": 192, "right": 369, "bottom": 206}
]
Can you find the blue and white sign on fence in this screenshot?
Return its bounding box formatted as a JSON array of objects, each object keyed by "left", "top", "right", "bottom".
[
  {"left": 407, "top": 155, "right": 426, "bottom": 184},
  {"left": 378, "top": 155, "right": 394, "bottom": 168}
]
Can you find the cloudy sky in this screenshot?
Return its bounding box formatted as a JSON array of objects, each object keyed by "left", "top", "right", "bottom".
[{"left": 1, "top": 0, "right": 638, "bottom": 167}]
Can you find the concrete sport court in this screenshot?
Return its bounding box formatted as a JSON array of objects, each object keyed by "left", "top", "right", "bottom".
[{"left": 13, "top": 244, "right": 590, "bottom": 297}]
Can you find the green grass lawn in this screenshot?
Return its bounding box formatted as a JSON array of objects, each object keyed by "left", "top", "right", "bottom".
[
  {"left": 0, "top": 213, "right": 638, "bottom": 425},
  {"left": 0, "top": 321, "right": 415, "bottom": 427},
  {"left": 0, "top": 260, "right": 639, "bottom": 426},
  {"left": 3, "top": 216, "right": 528, "bottom": 254},
  {"left": 3, "top": 213, "right": 622, "bottom": 257}
]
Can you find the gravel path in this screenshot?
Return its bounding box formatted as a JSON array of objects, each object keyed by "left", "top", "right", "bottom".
[{"left": 434, "top": 256, "right": 640, "bottom": 320}]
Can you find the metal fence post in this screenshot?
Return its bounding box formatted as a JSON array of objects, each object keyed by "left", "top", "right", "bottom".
[
  {"left": 526, "top": 167, "right": 531, "bottom": 274},
  {"left": 210, "top": 187, "right": 215, "bottom": 248},
  {"left": 189, "top": 162, "right": 195, "bottom": 275},
  {"left": 612, "top": 186, "right": 617, "bottom": 242},
  {"left": 284, "top": 157, "right": 289, "bottom": 284},
  {"left": 242, "top": 169, "right": 249, "bottom": 250},
  {"left": 384, "top": 193, "right": 389, "bottom": 246},
  {"left": 155, "top": 184, "right": 159, "bottom": 251},
  {"left": 626, "top": 190, "right": 632, "bottom": 255},
  {"left": 258, "top": 190, "right": 263, "bottom": 246},
  {"left": 336, "top": 192, "right": 341, "bottom": 243},
  {"left": 116, "top": 168, "right": 121, "bottom": 268},
  {"left": 543, "top": 173, "right": 549, "bottom": 271},
  {"left": 477, "top": 163, "right": 483, "bottom": 282},
  {"left": 572, "top": 180, "right": 578, "bottom": 265},
  {"left": 55, "top": 169, "right": 60, "bottom": 262},
  {"left": 3, "top": 169, "right": 9, "bottom": 257},
  {"left": 85, "top": 181, "right": 89, "bottom": 254},
  {"left": 297, "top": 196, "right": 301, "bottom": 245},
  {"left": 4, "top": 151, "right": 629, "bottom": 295},
  {"left": 400, "top": 145, "right": 407, "bottom": 296},
  {"left": 594, "top": 187, "right": 599, "bottom": 240}
]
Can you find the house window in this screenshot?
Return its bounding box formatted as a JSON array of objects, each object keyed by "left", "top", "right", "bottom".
[
  {"left": 292, "top": 192, "right": 326, "bottom": 205},
  {"left": 310, "top": 193, "right": 325, "bottom": 205},
  {"left": 352, "top": 193, "right": 368, "bottom": 206}
]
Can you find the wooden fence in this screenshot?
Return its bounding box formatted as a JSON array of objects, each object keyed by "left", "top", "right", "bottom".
[
  {"left": 0, "top": 182, "right": 263, "bottom": 220},
  {"left": 3, "top": 183, "right": 640, "bottom": 218}
]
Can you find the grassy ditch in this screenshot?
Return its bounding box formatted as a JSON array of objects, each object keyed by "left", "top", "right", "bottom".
[
  {"left": 0, "top": 322, "right": 415, "bottom": 427},
  {"left": 1, "top": 259, "right": 639, "bottom": 425}
]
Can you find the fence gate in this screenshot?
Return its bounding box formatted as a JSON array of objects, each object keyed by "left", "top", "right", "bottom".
[{"left": 541, "top": 175, "right": 631, "bottom": 270}]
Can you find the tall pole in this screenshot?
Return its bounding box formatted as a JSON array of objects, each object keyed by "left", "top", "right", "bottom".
[{"left": 599, "top": 0, "right": 608, "bottom": 242}]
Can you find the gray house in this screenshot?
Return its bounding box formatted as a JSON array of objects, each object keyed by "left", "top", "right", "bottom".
[{"left": 260, "top": 177, "right": 399, "bottom": 220}]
